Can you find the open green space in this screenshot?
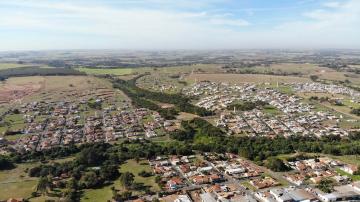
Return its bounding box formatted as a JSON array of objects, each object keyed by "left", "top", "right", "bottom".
[
  {"left": 335, "top": 168, "right": 360, "bottom": 181},
  {"left": 81, "top": 159, "right": 160, "bottom": 202},
  {"left": 76, "top": 67, "right": 133, "bottom": 75}
]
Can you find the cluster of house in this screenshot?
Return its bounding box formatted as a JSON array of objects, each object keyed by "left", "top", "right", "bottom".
[
  {"left": 257, "top": 181, "right": 360, "bottom": 202},
  {"left": 183, "top": 81, "right": 256, "bottom": 111},
  {"left": 1, "top": 99, "right": 170, "bottom": 153},
  {"left": 217, "top": 109, "right": 348, "bottom": 138},
  {"left": 292, "top": 82, "right": 360, "bottom": 101},
  {"left": 184, "top": 81, "right": 351, "bottom": 138},
  {"left": 142, "top": 152, "right": 360, "bottom": 202},
  {"left": 284, "top": 157, "right": 358, "bottom": 186},
  {"left": 149, "top": 153, "right": 286, "bottom": 202}
]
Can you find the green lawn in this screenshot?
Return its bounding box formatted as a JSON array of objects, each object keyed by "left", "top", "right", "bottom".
[
  {"left": 335, "top": 168, "right": 360, "bottom": 181},
  {"left": 0, "top": 180, "right": 37, "bottom": 200},
  {"left": 263, "top": 105, "right": 283, "bottom": 115},
  {"left": 241, "top": 181, "right": 257, "bottom": 191},
  {"left": 0, "top": 63, "right": 33, "bottom": 70},
  {"left": 1, "top": 114, "right": 26, "bottom": 135},
  {"left": 0, "top": 163, "right": 40, "bottom": 200},
  {"left": 76, "top": 67, "right": 133, "bottom": 75}
]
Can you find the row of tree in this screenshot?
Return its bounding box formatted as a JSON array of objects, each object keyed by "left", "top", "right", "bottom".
[
  {"left": 110, "top": 75, "right": 213, "bottom": 118},
  {"left": 0, "top": 67, "right": 85, "bottom": 81}
]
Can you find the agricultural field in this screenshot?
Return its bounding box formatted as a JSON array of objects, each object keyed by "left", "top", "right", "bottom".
[
  {"left": 186, "top": 73, "right": 311, "bottom": 84},
  {"left": 318, "top": 71, "right": 360, "bottom": 85},
  {"left": 76, "top": 67, "right": 133, "bottom": 75},
  {"left": 0, "top": 63, "right": 36, "bottom": 70},
  {"left": 234, "top": 63, "right": 328, "bottom": 75}
]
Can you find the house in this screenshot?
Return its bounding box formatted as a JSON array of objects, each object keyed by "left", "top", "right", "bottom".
[
  {"left": 174, "top": 195, "right": 192, "bottom": 202},
  {"left": 166, "top": 177, "right": 183, "bottom": 190},
  {"left": 200, "top": 193, "right": 217, "bottom": 202},
  {"left": 340, "top": 164, "right": 358, "bottom": 175},
  {"left": 225, "top": 167, "right": 245, "bottom": 175}
]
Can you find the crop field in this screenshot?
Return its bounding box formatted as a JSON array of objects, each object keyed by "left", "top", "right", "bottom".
[
  {"left": 134, "top": 64, "right": 223, "bottom": 75},
  {"left": 77, "top": 67, "right": 133, "bottom": 75},
  {"left": 318, "top": 71, "right": 360, "bottom": 85},
  {"left": 237, "top": 63, "right": 328, "bottom": 75},
  {"left": 0, "top": 63, "right": 35, "bottom": 70},
  {"left": 186, "top": 73, "right": 311, "bottom": 84}
]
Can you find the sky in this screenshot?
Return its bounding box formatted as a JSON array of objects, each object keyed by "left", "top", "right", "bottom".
[{"left": 0, "top": 0, "right": 359, "bottom": 50}]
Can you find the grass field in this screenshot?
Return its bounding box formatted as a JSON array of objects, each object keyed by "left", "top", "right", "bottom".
[
  {"left": 0, "top": 63, "right": 35, "bottom": 70},
  {"left": 77, "top": 67, "right": 133, "bottom": 75},
  {"left": 81, "top": 159, "right": 159, "bottom": 202},
  {"left": 238, "top": 63, "right": 326, "bottom": 75},
  {"left": 335, "top": 168, "right": 360, "bottom": 181},
  {"left": 186, "top": 73, "right": 311, "bottom": 84},
  {"left": 0, "top": 163, "right": 39, "bottom": 200}
]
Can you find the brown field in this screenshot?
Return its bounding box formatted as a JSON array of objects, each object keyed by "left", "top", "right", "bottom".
[
  {"left": 0, "top": 77, "right": 44, "bottom": 105},
  {"left": 244, "top": 63, "right": 328, "bottom": 75},
  {"left": 0, "top": 76, "right": 117, "bottom": 105},
  {"left": 317, "top": 71, "right": 360, "bottom": 85},
  {"left": 186, "top": 73, "right": 311, "bottom": 84}
]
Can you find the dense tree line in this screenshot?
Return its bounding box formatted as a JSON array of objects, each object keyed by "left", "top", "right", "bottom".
[
  {"left": 227, "top": 100, "right": 268, "bottom": 111},
  {"left": 25, "top": 140, "right": 193, "bottom": 200},
  {"left": 0, "top": 155, "right": 15, "bottom": 170},
  {"left": 351, "top": 108, "right": 360, "bottom": 116},
  {"left": 10, "top": 144, "right": 80, "bottom": 163},
  {"left": 110, "top": 75, "right": 213, "bottom": 117},
  {"left": 0, "top": 67, "right": 85, "bottom": 81},
  {"left": 169, "top": 119, "right": 360, "bottom": 164}
]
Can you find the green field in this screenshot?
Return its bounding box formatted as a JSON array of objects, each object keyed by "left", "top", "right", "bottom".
[
  {"left": 335, "top": 168, "right": 360, "bottom": 181},
  {"left": 0, "top": 63, "right": 33, "bottom": 70},
  {"left": 81, "top": 159, "right": 160, "bottom": 202},
  {"left": 0, "top": 163, "right": 39, "bottom": 200},
  {"left": 77, "top": 67, "right": 133, "bottom": 75}
]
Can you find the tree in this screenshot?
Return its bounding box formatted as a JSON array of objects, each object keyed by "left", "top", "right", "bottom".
[
  {"left": 99, "top": 165, "right": 120, "bottom": 181},
  {"left": 310, "top": 75, "right": 319, "bottom": 81},
  {"left": 316, "top": 178, "right": 335, "bottom": 193},
  {"left": 119, "top": 172, "right": 135, "bottom": 190},
  {"left": 80, "top": 171, "right": 101, "bottom": 188},
  {"left": 0, "top": 155, "right": 14, "bottom": 170},
  {"left": 265, "top": 157, "right": 290, "bottom": 172},
  {"left": 36, "top": 177, "right": 51, "bottom": 195}
]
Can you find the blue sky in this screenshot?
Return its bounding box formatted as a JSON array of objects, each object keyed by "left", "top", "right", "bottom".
[{"left": 0, "top": 0, "right": 359, "bottom": 50}]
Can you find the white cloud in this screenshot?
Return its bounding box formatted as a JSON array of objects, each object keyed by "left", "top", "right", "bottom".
[
  {"left": 323, "top": 1, "right": 341, "bottom": 8},
  {"left": 0, "top": 0, "right": 359, "bottom": 50}
]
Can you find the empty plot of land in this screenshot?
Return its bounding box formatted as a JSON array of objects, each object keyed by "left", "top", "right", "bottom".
[
  {"left": 0, "top": 76, "right": 117, "bottom": 105},
  {"left": 186, "top": 73, "right": 311, "bottom": 84}
]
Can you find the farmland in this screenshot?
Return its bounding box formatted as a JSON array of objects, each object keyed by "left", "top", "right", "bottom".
[
  {"left": 186, "top": 73, "right": 311, "bottom": 84},
  {"left": 76, "top": 67, "right": 133, "bottom": 75}
]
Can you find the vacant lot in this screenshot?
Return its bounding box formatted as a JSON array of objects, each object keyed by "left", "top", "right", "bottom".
[
  {"left": 0, "top": 76, "right": 116, "bottom": 105},
  {"left": 186, "top": 73, "right": 311, "bottom": 84},
  {"left": 77, "top": 67, "right": 133, "bottom": 75}
]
